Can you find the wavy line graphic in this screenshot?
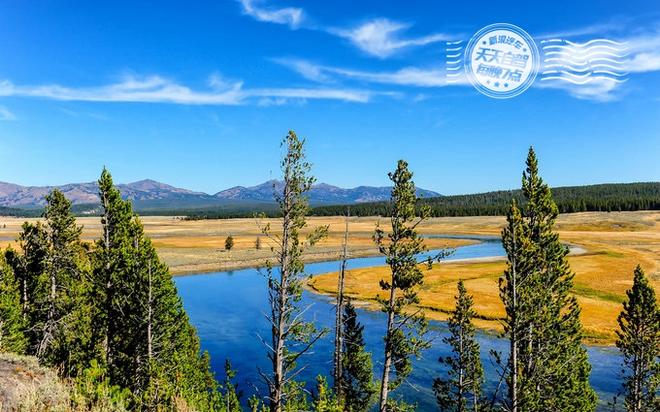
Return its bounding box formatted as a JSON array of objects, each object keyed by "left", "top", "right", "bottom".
[
  {"left": 542, "top": 44, "right": 628, "bottom": 54},
  {"left": 544, "top": 50, "right": 629, "bottom": 60},
  {"left": 543, "top": 63, "right": 628, "bottom": 72},
  {"left": 543, "top": 57, "right": 625, "bottom": 67},
  {"left": 541, "top": 38, "right": 628, "bottom": 48},
  {"left": 542, "top": 70, "right": 628, "bottom": 79},
  {"left": 540, "top": 75, "right": 628, "bottom": 85},
  {"left": 540, "top": 37, "right": 630, "bottom": 86}
]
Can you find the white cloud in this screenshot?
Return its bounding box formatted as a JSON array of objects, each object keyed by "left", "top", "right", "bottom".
[
  {"left": 274, "top": 58, "right": 467, "bottom": 87},
  {"left": 625, "top": 52, "right": 660, "bottom": 72},
  {"left": 622, "top": 30, "right": 660, "bottom": 73},
  {"left": 0, "top": 106, "right": 16, "bottom": 121},
  {"left": 536, "top": 77, "right": 624, "bottom": 102},
  {"left": 0, "top": 74, "right": 374, "bottom": 105},
  {"left": 238, "top": 0, "right": 303, "bottom": 29},
  {"left": 539, "top": 19, "right": 628, "bottom": 39},
  {"left": 237, "top": 2, "right": 448, "bottom": 58},
  {"left": 331, "top": 18, "right": 448, "bottom": 58}
]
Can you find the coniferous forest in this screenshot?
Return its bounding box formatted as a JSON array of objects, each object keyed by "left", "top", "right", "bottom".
[
  {"left": 0, "top": 133, "right": 658, "bottom": 411},
  {"left": 311, "top": 182, "right": 660, "bottom": 218}
]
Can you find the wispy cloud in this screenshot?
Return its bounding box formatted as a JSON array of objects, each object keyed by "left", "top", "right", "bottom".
[
  {"left": 273, "top": 58, "right": 456, "bottom": 87},
  {"left": 330, "top": 18, "right": 450, "bottom": 58},
  {"left": 0, "top": 74, "right": 375, "bottom": 105},
  {"left": 238, "top": 0, "right": 304, "bottom": 29},
  {"left": 536, "top": 77, "right": 624, "bottom": 102},
  {"left": 237, "top": 1, "right": 448, "bottom": 58},
  {"left": 539, "top": 19, "right": 629, "bottom": 39},
  {"left": 0, "top": 106, "right": 16, "bottom": 121}
]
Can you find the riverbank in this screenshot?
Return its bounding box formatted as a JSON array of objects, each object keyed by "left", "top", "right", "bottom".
[{"left": 307, "top": 211, "right": 660, "bottom": 345}]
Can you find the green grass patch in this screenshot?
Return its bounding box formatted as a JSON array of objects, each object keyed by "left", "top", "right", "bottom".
[{"left": 572, "top": 284, "right": 625, "bottom": 303}]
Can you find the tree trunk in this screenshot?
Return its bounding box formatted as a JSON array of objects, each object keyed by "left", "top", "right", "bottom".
[
  {"left": 271, "top": 187, "right": 290, "bottom": 412},
  {"left": 147, "top": 262, "right": 153, "bottom": 362},
  {"left": 102, "top": 193, "right": 112, "bottom": 364},
  {"left": 510, "top": 228, "right": 518, "bottom": 412},
  {"left": 378, "top": 284, "right": 396, "bottom": 412},
  {"left": 333, "top": 210, "right": 349, "bottom": 398}
]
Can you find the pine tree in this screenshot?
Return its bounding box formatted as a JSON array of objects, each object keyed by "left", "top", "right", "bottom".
[
  {"left": 616, "top": 265, "right": 660, "bottom": 412},
  {"left": 92, "top": 168, "right": 222, "bottom": 410},
  {"left": 6, "top": 222, "right": 49, "bottom": 349},
  {"left": 259, "top": 130, "right": 328, "bottom": 412},
  {"left": 222, "top": 359, "right": 242, "bottom": 412},
  {"left": 37, "top": 189, "right": 91, "bottom": 376},
  {"left": 433, "top": 280, "right": 483, "bottom": 412},
  {"left": 0, "top": 252, "right": 27, "bottom": 353},
  {"left": 225, "top": 235, "right": 234, "bottom": 251},
  {"left": 375, "top": 160, "right": 441, "bottom": 411},
  {"left": 341, "top": 300, "right": 376, "bottom": 412},
  {"left": 499, "top": 199, "right": 530, "bottom": 412},
  {"left": 93, "top": 167, "right": 134, "bottom": 374},
  {"left": 313, "top": 376, "right": 343, "bottom": 412},
  {"left": 499, "top": 148, "right": 596, "bottom": 411}
]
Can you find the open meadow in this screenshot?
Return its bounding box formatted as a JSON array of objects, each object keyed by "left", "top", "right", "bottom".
[
  {"left": 0, "top": 215, "right": 475, "bottom": 274},
  {"left": 1, "top": 211, "right": 657, "bottom": 344},
  {"left": 308, "top": 211, "right": 660, "bottom": 344}
]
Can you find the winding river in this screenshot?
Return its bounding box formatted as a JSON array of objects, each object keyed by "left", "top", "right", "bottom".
[{"left": 174, "top": 236, "right": 622, "bottom": 411}]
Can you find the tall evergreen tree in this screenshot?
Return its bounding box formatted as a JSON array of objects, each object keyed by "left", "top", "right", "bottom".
[
  {"left": 259, "top": 130, "right": 328, "bottom": 412},
  {"left": 0, "top": 252, "right": 27, "bottom": 353},
  {"left": 6, "top": 222, "right": 48, "bottom": 349},
  {"left": 375, "top": 160, "right": 439, "bottom": 411},
  {"left": 93, "top": 167, "right": 134, "bottom": 373},
  {"left": 616, "top": 265, "right": 660, "bottom": 412},
  {"left": 92, "top": 168, "right": 222, "bottom": 410},
  {"left": 434, "top": 280, "right": 483, "bottom": 412},
  {"left": 341, "top": 300, "right": 377, "bottom": 412},
  {"left": 37, "top": 189, "right": 91, "bottom": 376},
  {"left": 499, "top": 148, "right": 596, "bottom": 411},
  {"left": 499, "top": 199, "right": 529, "bottom": 412}
]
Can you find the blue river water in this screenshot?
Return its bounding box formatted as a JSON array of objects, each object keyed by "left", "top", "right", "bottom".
[{"left": 174, "top": 237, "right": 622, "bottom": 411}]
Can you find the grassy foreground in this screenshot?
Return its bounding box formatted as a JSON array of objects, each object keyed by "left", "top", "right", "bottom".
[{"left": 308, "top": 211, "right": 660, "bottom": 345}]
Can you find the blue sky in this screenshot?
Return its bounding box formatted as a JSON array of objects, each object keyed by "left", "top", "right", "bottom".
[{"left": 0, "top": 0, "right": 659, "bottom": 195}]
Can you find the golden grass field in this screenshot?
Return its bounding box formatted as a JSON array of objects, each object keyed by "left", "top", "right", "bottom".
[
  {"left": 308, "top": 211, "right": 660, "bottom": 345},
  {"left": 1, "top": 211, "right": 658, "bottom": 344},
  {"left": 0, "top": 215, "right": 474, "bottom": 274}
]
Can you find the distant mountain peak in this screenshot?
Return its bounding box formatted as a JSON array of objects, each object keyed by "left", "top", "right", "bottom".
[{"left": 0, "top": 179, "right": 441, "bottom": 209}]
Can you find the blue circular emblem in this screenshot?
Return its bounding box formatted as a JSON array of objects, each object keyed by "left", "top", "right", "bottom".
[{"left": 464, "top": 23, "right": 539, "bottom": 99}]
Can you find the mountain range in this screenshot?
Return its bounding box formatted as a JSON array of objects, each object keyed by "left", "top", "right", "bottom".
[{"left": 0, "top": 179, "right": 440, "bottom": 210}]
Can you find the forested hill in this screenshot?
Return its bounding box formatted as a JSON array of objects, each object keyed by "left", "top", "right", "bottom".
[{"left": 311, "top": 182, "right": 660, "bottom": 217}]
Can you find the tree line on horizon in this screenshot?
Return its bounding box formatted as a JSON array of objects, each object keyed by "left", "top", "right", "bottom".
[
  {"left": 0, "top": 132, "right": 658, "bottom": 411},
  {"left": 311, "top": 182, "right": 660, "bottom": 218}
]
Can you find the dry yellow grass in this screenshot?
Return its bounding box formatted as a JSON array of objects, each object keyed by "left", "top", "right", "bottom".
[
  {"left": 308, "top": 211, "right": 660, "bottom": 344},
  {"left": 0, "top": 215, "right": 474, "bottom": 274}
]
